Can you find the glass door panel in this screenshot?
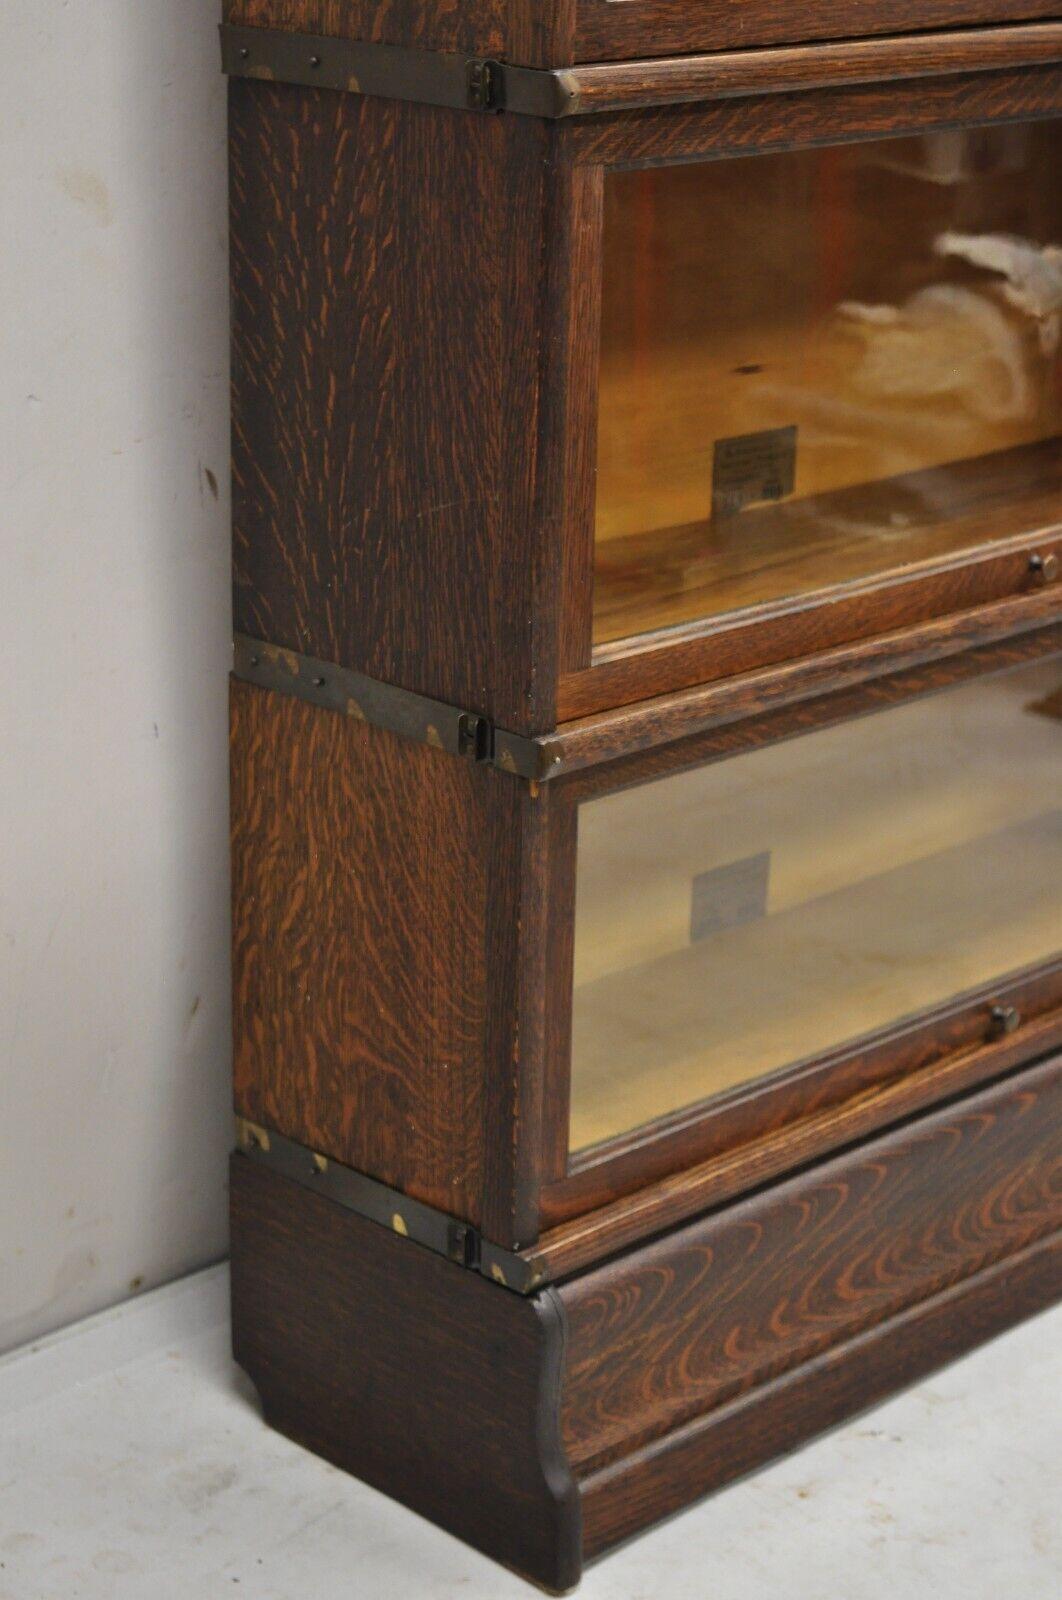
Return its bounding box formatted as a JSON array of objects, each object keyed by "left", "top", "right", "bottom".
[
  {"left": 595, "top": 122, "right": 1062, "bottom": 647},
  {"left": 569, "top": 659, "right": 1062, "bottom": 1152}
]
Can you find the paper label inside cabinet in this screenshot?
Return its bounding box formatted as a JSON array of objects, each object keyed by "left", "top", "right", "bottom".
[
  {"left": 690, "top": 852, "right": 771, "bottom": 943},
  {"left": 711, "top": 425, "right": 797, "bottom": 519}
]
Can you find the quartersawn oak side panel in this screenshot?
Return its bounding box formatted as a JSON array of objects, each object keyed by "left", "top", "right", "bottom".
[
  {"left": 230, "top": 1156, "right": 582, "bottom": 1590},
  {"left": 224, "top": 0, "right": 563, "bottom": 64},
  {"left": 558, "top": 1055, "right": 1062, "bottom": 1475},
  {"left": 225, "top": 0, "right": 509, "bottom": 54},
  {"left": 230, "top": 83, "right": 557, "bottom": 731},
  {"left": 231, "top": 679, "right": 523, "bottom": 1226}
]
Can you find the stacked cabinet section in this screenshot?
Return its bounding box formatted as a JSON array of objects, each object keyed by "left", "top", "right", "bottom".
[
  {"left": 568, "top": 660, "right": 1062, "bottom": 1154},
  {"left": 594, "top": 124, "right": 1062, "bottom": 648},
  {"left": 225, "top": 6, "right": 1062, "bottom": 1587}
]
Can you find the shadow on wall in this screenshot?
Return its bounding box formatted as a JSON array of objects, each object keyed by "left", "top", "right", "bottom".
[{"left": 0, "top": 1, "right": 232, "bottom": 1354}]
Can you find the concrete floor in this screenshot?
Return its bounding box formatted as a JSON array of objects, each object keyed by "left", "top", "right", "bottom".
[{"left": 0, "top": 1264, "right": 1058, "bottom": 1599}]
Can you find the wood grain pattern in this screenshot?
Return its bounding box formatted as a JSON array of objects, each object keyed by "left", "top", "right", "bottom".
[
  {"left": 230, "top": 82, "right": 558, "bottom": 733},
  {"left": 230, "top": 679, "right": 547, "bottom": 1241},
  {"left": 557, "top": 623, "right": 1062, "bottom": 800},
  {"left": 574, "top": 0, "right": 1062, "bottom": 66},
  {"left": 534, "top": 997, "right": 1062, "bottom": 1268},
  {"left": 547, "top": 162, "right": 603, "bottom": 679},
  {"left": 544, "top": 603, "right": 1062, "bottom": 780},
  {"left": 230, "top": 1070, "right": 1062, "bottom": 1577},
  {"left": 550, "top": 952, "right": 1062, "bottom": 1217},
  {"left": 230, "top": 1155, "right": 582, "bottom": 1589},
  {"left": 593, "top": 454, "right": 1062, "bottom": 648},
  {"left": 225, "top": 0, "right": 509, "bottom": 56},
  {"left": 565, "top": 535, "right": 1062, "bottom": 720},
  {"left": 565, "top": 23, "right": 1062, "bottom": 112},
  {"left": 580, "top": 1230, "right": 1061, "bottom": 1555},
  {"left": 226, "top": 0, "right": 568, "bottom": 64},
  {"left": 565, "top": 64, "right": 1062, "bottom": 166},
  {"left": 557, "top": 1054, "right": 1062, "bottom": 1476},
  {"left": 222, "top": 0, "right": 1062, "bottom": 68},
  {"left": 230, "top": 679, "right": 492, "bottom": 1217}
]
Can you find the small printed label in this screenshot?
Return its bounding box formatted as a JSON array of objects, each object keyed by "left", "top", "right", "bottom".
[
  {"left": 690, "top": 852, "right": 771, "bottom": 943},
  {"left": 711, "top": 425, "right": 797, "bottom": 519}
]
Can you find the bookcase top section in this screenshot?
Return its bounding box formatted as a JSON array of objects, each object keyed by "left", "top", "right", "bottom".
[{"left": 226, "top": 1, "right": 1062, "bottom": 68}]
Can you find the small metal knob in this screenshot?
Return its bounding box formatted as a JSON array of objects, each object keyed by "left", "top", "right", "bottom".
[
  {"left": 989, "top": 1004, "right": 1021, "bottom": 1039},
  {"left": 1028, "top": 551, "right": 1059, "bottom": 586}
]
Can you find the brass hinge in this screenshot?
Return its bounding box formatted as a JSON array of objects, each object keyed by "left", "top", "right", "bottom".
[
  {"left": 235, "top": 1119, "right": 546, "bottom": 1293},
  {"left": 232, "top": 634, "right": 550, "bottom": 780}
]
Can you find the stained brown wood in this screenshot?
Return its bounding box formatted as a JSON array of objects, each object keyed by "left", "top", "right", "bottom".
[
  {"left": 230, "top": 1059, "right": 1062, "bottom": 1580},
  {"left": 230, "top": 679, "right": 548, "bottom": 1244},
  {"left": 230, "top": 678, "right": 493, "bottom": 1219},
  {"left": 230, "top": 83, "right": 559, "bottom": 734},
  {"left": 594, "top": 448, "right": 1062, "bottom": 648},
  {"left": 227, "top": 0, "right": 1062, "bottom": 68},
  {"left": 230, "top": 1154, "right": 582, "bottom": 1589},
  {"left": 226, "top": 0, "right": 569, "bottom": 65},
  {"left": 533, "top": 995, "right": 1062, "bottom": 1268},
  {"left": 544, "top": 639, "right": 1062, "bottom": 1224},
  {"left": 566, "top": 63, "right": 1062, "bottom": 165},
  {"left": 558, "top": 1054, "right": 1062, "bottom": 1482},
  {"left": 552, "top": 163, "right": 604, "bottom": 679},
  {"left": 580, "top": 1231, "right": 1061, "bottom": 1555},
  {"left": 564, "top": 537, "right": 1062, "bottom": 720},
  {"left": 227, "top": 23, "right": 1062, "bottom": 1582},
  {"left": 563, "top": 23, "right": 1062, "bottom": 113},
  {"left": 574, "top": 1, "right": 1062, "bottom": 66},
  {"left": 544, "top": 604, "right": 1062, "bottom": 780}
]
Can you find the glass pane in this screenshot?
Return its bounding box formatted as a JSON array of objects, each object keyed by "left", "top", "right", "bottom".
[
  {"left": 569, "top": 660, "right": 1062, "bottom": 1153},
  {"left": 595, "top": 122, "right": 1062, "bottom": 647}
]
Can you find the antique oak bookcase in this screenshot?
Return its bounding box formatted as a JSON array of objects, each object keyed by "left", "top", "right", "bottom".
[{"left": 224, "top": 1, "right": 1062, "bottom": 1587}]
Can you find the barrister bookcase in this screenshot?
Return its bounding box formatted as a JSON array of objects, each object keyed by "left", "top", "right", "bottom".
[{"left": 223, "top": 1, "right": 1062, "bottom": 1586}]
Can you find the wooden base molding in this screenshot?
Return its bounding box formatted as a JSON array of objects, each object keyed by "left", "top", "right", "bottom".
[
  {"left": 578, "top": 1232, "right": 1060, "bottom": 1557},
  {"left": 230, "top": 1053, "right": 1062, "bottom": 1590}
]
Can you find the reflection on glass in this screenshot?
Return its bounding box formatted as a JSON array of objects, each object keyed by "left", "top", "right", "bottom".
[
  {"left": 569, "top": 661, "right": 1062, "bottom": 1152},
  {"left": 595, "top": 123, "right": 1062, "bottom": 646}
]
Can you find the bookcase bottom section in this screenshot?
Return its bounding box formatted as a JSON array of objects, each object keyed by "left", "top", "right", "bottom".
[
  {"left": 230, "top": 1054, "right": 1062, "bottom": 1591},
  {"left": 229, "top": 1153, "right": 581, "bottom": 1591}
]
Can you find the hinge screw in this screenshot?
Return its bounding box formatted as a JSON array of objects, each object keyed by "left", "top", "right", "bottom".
[
  {"left": 467, "top": 59, "right": 502, "bottom": 111},
  {"left": 457, "top": 712, "right": 492, "bottom": 762},
  {"left": 448, "top": 1222, "right": 481, "bottom": 1269},
  {"left": 989, "top": 1004, "right": 1021, "bottom": 1039}
]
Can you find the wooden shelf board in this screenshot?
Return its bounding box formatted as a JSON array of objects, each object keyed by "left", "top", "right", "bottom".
[{"left": 593, "top": 440, "right": 1062, "bottom": 648}]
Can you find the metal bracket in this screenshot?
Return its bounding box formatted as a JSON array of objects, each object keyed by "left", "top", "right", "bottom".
[
  {"left": 233, "top": 634, "right": 549, "bottom": 779},
  {"left": 220, "top": 24, "right": 572, "bottom": 117},
  {"left": 466, "top": 58, "right": 503, "bottom": 112},
  {"left": 235, "top": 1119, "right": 545, "bottom": 1293}
]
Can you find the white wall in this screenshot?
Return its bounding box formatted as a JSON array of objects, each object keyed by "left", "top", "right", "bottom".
[{"left": 0, "top": 4, "right": 232, "bottom": 1353}]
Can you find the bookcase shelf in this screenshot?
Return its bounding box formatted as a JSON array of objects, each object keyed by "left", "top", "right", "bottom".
[{"left": 224, "top": 3, "right": 1062, "bottom": 1584}]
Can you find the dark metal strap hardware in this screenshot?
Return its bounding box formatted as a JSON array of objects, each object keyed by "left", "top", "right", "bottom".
[
  {"left": 466, "top": 58, "right": 502, "bottom": 112},
  {"left": 222, "top": 20, "right": 1062, "bottom": 118},
  {"left": 220, "top": 24, "right": 572, "bottom": 117},
  {"left": 235, "top": 1119, "right": 545, "bottom": 1293},
  {"left": 233, "top": 634, "right": 549, "bottom": 779}
]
